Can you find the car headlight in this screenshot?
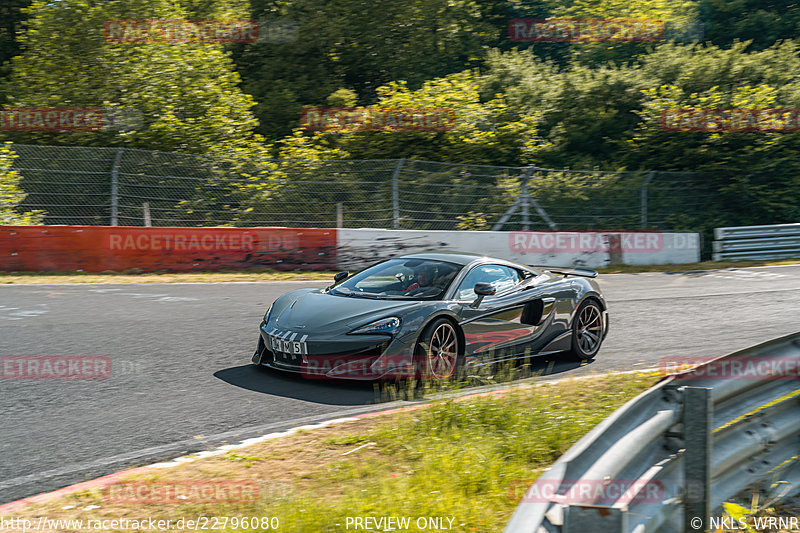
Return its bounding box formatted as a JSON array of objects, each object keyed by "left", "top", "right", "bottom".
[{"left": 349, "top": 317, "right": 401, "bottom": 336}]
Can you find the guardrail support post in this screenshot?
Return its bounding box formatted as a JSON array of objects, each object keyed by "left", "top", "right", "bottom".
[
  {"left": 683, "top": 386, "right": 712, "bottom": 533},
  {"left": 564, "top": 505, "right": 626, "bottom": 533}
]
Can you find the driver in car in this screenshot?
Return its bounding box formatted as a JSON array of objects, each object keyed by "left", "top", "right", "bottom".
[{"left": 404, "top": 265, "right": 434, "bottom": 293}]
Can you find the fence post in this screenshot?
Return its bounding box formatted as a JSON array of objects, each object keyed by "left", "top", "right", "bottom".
[
  {"left": 391, "top": 158, "right": 405, "bottom": 229},
  {"left": 683, "top": 386, "right": 712, "bottom": 533},
  {"left": 110, "top": 148, "right": 124, "bottom": 226},
  {"left": 492, "top": 166, "right": 557, "bottom": 231},
  {"left": 526, "top": 167, "right": 557, "bottom": 231},
  {"left": 520, "top": 172, "right": 530, "bottom": 231},
  {"left": 641, "top": 171, "right": 655, "bottom": 229},
  {"left": 142, "top": 202, "right": 152, "bottom": 226}
]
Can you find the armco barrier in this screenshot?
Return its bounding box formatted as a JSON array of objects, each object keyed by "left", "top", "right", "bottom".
[
  {"left": 0, "top": 226, "right": 701, "bottom": 273},
  {"left": 504, "top": 333, "right": 800, "bottom": 533},
  {"left": 337, "top": 229, "right": 701, "bottom": 270},
  {"left": 712, "top": 222, "right": 800, "bottom": 261},
  {"left": 0, "top": 226, "right": 337, "bottom": 272}
]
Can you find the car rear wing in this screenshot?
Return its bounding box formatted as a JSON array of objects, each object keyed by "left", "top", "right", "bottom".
[{"left": 544, "top": 267, "right": 598, "bottom": 278}]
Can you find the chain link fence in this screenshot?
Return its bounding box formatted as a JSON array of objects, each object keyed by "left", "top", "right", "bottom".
[{"left": 8, "top": 144, "right": 718, "bottom": 233}]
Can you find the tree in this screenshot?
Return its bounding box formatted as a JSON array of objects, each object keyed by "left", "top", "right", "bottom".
[
  {"left": 0, "top": 0, "right": 32, "bottom": 104},
  {"left": 234, "top": 0, "right": 510, "bottom": 140},
  {"left": 279, "top": 71, "right": 543, "bottom": 166},
  {"left": 477, "top": 48, "right": 649, "bottom": 169},
  {"left": 3, "top": 0, "right": 262, "bottom": 153},
  {"left": 703, "top": 0, "right": 800, "bottom": 51},
  {"left": 0, "top": 142, "right": 44, "bottom": 224}
]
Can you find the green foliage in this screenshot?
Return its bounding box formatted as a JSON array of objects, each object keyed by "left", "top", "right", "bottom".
[
  {"left": 0, "top": 142, "right": 44, "bottom": 224},
  {"left": 704, "top": 0, "right": 800, "bottom": 51},
  {"left": 456, "top": 211, "right": 489, "bottom": 230},
  {"left": 3, "top": 0, "right": 261, "bottom": 153},
  {"left": 3, "top": 0, "right": 800, "bottom": 234},
  {"left": 280, "top": 72, "right": 543, "bottom": 166},
  {"left": 0, "top": 0, "right": 31, "bottom": 103},
  {"left": 621, "top": 42, "right": 800, "bottom": 230},
  {"left": 235, "top": 0, "right": 510, "bottom": 139},
  {"left": 723, "top": 502, "right": 758, "bottom": 533},
  {"left": 327, "top": 89, "right": 358, "bottom": 108}
]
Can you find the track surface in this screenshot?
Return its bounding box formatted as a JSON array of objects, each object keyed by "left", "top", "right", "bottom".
[{"left": 1, "top": 265, "right": 799, "bottom": 504}]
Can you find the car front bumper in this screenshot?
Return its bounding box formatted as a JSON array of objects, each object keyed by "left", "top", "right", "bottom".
[{"left": 252, "top": 324, "right": 416, "bottom": 380}]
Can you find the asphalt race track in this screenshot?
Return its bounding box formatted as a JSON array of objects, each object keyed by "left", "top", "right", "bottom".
[{"left": 1, "top": 265, "right": 799, "bottom": 504}]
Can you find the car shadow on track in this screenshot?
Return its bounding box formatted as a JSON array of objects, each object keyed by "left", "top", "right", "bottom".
[
  {"left": 214, "top": 355, "right": 592, "bottom": 406},
  {"left": 526, "top": 354, "right": 593, "bottom": 380},
  {"left": 214, "top": 365, "right": 380, "bottom": 405}
]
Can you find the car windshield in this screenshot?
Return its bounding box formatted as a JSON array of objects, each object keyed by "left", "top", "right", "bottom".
[{"left": 329, "top": 258, "right": 462, "bottom": 300}]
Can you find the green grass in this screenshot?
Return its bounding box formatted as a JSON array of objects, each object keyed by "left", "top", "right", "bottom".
[
  {"left": 3, "top": 372, "right": 659, "bottom": 532},
  {"left": 284, "top": 374, "right": 656, "bottom": 531}
]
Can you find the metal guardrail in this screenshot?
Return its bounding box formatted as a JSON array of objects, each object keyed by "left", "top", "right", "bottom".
[
  {"left": 712, "top": 223, "right": 800, "bottom": 260},
  {"left": 504, "top": 333, "right": 800, "bottom": 533}
]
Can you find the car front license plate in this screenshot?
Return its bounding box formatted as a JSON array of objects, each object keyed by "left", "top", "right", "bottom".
[{"left": 268, "top": 333, "right": 308, "bottom": 356}]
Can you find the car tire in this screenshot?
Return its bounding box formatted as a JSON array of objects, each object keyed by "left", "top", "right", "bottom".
[
  {"left": 414, "top": 318, "right": 463, "bottom": 380},
  {"left": 566, "top": 298, "right": 604, "bottom": 361}
]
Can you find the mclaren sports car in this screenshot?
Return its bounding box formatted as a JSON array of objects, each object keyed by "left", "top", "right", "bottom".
[{"left": 251, "top": 252, "right": 609, "bottom": 380}]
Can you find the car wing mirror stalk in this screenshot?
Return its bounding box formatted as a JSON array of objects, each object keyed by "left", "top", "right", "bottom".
[{"left": 470, "top": 282, "right": 496, "bottom": 308}]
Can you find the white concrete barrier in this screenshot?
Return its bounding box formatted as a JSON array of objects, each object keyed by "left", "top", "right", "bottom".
[{"left": 337, "top": 229, "right": 701, "bottom": 270}]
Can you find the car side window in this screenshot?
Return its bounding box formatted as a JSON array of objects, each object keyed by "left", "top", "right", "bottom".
[{"left": 456, "top": 264, "right": 521, "bottom": 300}]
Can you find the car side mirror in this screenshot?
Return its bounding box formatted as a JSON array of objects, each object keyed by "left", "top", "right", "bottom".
[
  {"left": 470, "top": 282, "right": 496, "bottom": 307},
  {"left": 334, "top": 271, "right": 349, "bottom": 283},
  {"left": 474, "top": 282, "right": 496, "bottom": 296}
]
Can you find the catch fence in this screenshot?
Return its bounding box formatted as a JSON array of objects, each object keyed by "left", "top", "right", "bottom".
[{"left": 9, "top": 144, "right": 716, "bottom": 233}]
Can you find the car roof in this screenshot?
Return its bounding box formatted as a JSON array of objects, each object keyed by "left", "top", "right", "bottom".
[
  {"left": 397, "top": 251, "right": 486, "bottom": 266},
  {"left": 396, "top": 251, "right": 536, "bottom": 273}
]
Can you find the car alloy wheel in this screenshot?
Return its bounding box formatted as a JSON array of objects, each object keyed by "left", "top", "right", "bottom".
[
  {"left": 569, "top": 299, "right": 604, "bottom": 360},
  {"left": 418, "top": 319, "right": 460, "bottom": 379}
]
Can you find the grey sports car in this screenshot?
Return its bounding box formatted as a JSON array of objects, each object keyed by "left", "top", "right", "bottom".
[{"left": 251, "top": 252, "right": 609, "bottom": 380}]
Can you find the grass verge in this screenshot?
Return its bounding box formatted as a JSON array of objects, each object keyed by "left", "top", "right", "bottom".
[
  {"left": 2, "top": 372, "right": 659, "bottom": 532},
  {"left": 0, "top": 259, "right": 798, "bottom": 284}
]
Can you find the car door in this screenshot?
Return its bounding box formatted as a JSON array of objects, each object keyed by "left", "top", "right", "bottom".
[{"left": 456, "top": 264, "right": 538, "bottom": 363}]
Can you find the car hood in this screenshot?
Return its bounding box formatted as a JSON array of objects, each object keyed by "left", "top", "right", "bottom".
[{"left": 272, "top": 289, "right": 420, "bottom": 333}]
